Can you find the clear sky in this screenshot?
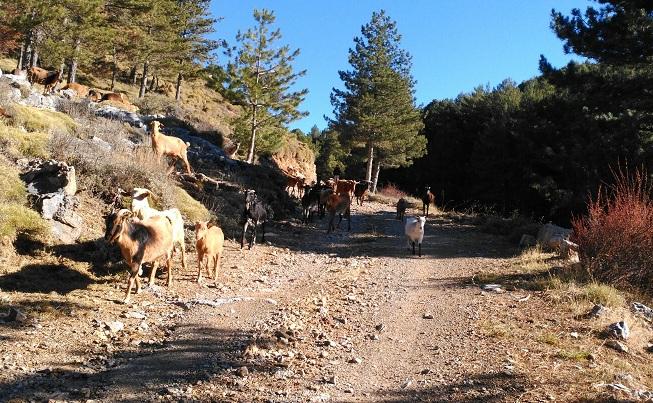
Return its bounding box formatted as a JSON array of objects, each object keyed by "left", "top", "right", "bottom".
[{"left": 210, "top": 1, "right": 590, "bottom": 133}]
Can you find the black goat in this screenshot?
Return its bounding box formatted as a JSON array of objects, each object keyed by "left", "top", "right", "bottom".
[
  {"left": 422, "top": 186, "right": 435, "bottom": 217},
  {"left": 240, "top": 190, "right": 271, "bottom": 249},
  {"left": 354, "top": 181, "right": 370, "bottom": 206},
  {"left": 301, "top": 184, "right": 322, "bottom": 224}
]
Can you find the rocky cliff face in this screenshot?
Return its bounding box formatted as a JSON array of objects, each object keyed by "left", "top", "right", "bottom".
[{"left": 271, "top": 136, "right": 317, "bottom": 184}]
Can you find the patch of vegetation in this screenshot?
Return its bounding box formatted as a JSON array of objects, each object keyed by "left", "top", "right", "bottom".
[
  {"left": 537, "top": 332, "right": 560, "bottom": 346},
  {"left": 172, "top": 186, "right": 211, "bottom": 222},
  {"left": 9, "top": 104, "right": 76, "bottom": 134},
  {"left": 555, "top": 349, "right": 592, "bottom": 361},
  {"left": 0, "top": 162, "right": 47, "bottom": 240},
  {"left": 481, "top": 320, "right": 511, "bottom": 338},
  {"left": 573, "top": 167, "right": 653, "bottom": 294},
  {"left": 0, "top": 122, "right": 50, "bottom": 158},
  {"left": 132, "top": 93, "right": 181, "bottom": 116}
]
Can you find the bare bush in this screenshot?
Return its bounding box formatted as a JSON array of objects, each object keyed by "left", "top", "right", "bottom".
[
  {"left": 572, "top": 167, "right": 653, "bottom": 291},
  {"left": 132, "top": 93, "right": 182, "bottom": 116},
  {"left": 378, "top": 183, "right": 408, "bottom": 199}
]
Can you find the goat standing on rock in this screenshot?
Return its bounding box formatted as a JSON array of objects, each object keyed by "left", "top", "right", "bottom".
[
  {"left": 148, "top": 121, "right": 192, "bottom": 175},
  {"left": 241, "top": 190, "right": 271, "bottom": 249},
  {"left": 405, "top": 216, "right": 426, "bottom": 257}
]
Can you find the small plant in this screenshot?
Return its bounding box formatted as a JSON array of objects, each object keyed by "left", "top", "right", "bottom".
[
  {"left": 0, "top": 162, "right": 48, "bottom": 240},
  {"left": 172, "top": 186, "right": 211, "bottom": 222},
  {"left": 555, "top": 349, "right": 592, "bottom": 361}
]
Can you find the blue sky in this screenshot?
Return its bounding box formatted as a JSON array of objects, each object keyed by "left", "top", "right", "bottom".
[{"left": 211, "top": 1, "right": 590, "bottom": 133}]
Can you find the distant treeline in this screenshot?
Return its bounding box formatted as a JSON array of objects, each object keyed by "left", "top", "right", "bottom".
[
  {"left": 384, "top": 1, "right": 653, "bottom": 223},
  {"left": 1, "top": 0, "right": 218, "bottom": 99}
]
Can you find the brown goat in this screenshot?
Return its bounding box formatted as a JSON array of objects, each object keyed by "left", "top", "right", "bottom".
[
  {"left": 28, "top": 67, "right": 62, "bottom": 94},
  {"left": 327, "top": 193, "right": 351, "bottom": 233},
  {"left": 61, "top": 82, "right": 90, "bottom": 97},
  {"left": 104, "top": 209, "right": 174, "bottom": 303},
  {"left": 195, "top": 221, "right": 224, "bottom": 282},
  {"left": 336, "top": 179, "right": 357, "bottom": 196},
  {"left": 102, "top": 92, "right": 130, "bottom": 104},
  {"left": 149, "top": 120, "right": 192, "bottom": 174}
]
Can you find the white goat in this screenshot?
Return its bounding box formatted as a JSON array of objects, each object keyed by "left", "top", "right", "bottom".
[
  {"left": 126, "top": 187, "right": 187, "bottom": 271},
  {"left": 405, "top": 216, "right": 426, "bottom": 257},
  {"left": 148, "top": 120, "right": 192, "bottom": 174}
]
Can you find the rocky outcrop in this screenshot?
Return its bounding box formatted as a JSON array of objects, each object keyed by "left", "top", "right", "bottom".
[{"left": 19, "top": 159, "right": 83, "bottom": 243}]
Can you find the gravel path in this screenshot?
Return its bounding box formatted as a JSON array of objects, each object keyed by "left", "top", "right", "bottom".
[{"left": 1, "top": 201, "right": 523, "bottom": 402}]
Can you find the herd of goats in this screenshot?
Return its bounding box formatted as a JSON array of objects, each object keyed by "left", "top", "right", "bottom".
[{"left": 8, "top": 66, "right": 437, "bottom": 303}]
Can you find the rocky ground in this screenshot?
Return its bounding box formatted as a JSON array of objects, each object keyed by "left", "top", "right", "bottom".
[{"left": 1, "top": 200, "right": 652, "bottom": 402}]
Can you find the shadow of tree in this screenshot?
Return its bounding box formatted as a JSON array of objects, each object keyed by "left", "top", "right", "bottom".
[
  {"left": 0, "top": 324, "right": 279, "bottom": 401},
  {"left": 267, "top": 209, "right": 518, "bottom": 260},
  {"left": 0, "top": 264, "right": 93, "bottom": 294},
  {"left": 374, "top": 371, "right": 528, "bottom": 402}
]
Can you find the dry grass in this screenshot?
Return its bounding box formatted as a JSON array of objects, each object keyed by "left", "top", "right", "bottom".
[
  {"left": 0, "top": 57, "right": 15, "bottom": 73},
  {"left": 516, "top": 246, "right": 554, "bottom": 272},
  {"left": 0, "top": 159, "right": 48, "bottom": 240}
]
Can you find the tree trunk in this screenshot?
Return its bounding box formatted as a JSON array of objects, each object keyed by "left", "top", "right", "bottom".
[
  {"left": 139, "top": 61, "right": 148, "bottom": 98},
  {"left": 175, "top": 72, "right": 182, "bottom": 101},
  {"left": 67, "top": 39, "right": 81, "bottom": 83},
  {"left": 365, "top": 142, "right": 374, "bottom": 182},
  {"left": 110, "top": 50, "right": 117, "bottom": 91},
  {"left": 17, "top": 41, "right": 25, "bottom": 70},
  {"left": 129, "top": 66, "right": 137, "bottom": 85},
  {"left": 371, "top": 160, "right": 382, "bottom": 193},
  {"left": 246, "top": 105, "right": 257, "bottom": 164},
  {"left": 29, "top": 37, "right": 38, "bottom": 68},
  {"left": 59, "top": 61, "right": 65, "bottom": 79}
]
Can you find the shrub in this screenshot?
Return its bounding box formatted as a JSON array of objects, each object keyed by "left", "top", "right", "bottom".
[
  {"left": 572, "top": 167, "right": 653, "bottom": 291},
  {"left": 378, "top": 183, "right": 408, "bottom": 199}
]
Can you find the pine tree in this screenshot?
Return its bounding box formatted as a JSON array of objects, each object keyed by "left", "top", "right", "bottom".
[
  {"left": 552, "top": 1, "right": 653, "bottom": 65},
  {"left": 223, "top": 9, "right": 308, "bottom": 164},
  {"left": 171, "top": 0, "right": 220, "bottom": 100},
  {"left": 330, "top": 10, "right": 425, "bottom": 185}
]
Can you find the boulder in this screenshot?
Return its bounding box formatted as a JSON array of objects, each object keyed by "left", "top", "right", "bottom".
[
  {"left": 19, "top": 159, "right": 83, "bottom": 243},
  {"left": 560, "top": 239, "right": 580, "bottom": 262},
  {"left": 536, "top": 223, "right": 572, "bottom": 251},
  {"left": 607, "top": 321, "right": 630, "bottom": 340},
  {"left": 632, "top": 302, "right": 653, "bottom": 322},
  {"left": 94, "top": 105, "right": 144, "bottom": 127}
]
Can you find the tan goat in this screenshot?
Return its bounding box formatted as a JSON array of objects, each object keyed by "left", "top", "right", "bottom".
[
  {"left": 194, "top": 221, "right": 224, "bottom": 282},
  {"left": 104, "top": 209, "right": 174, "bottom": 303},
  {"left": 149, "top": 120, "right": 192, "bottom": 174}
]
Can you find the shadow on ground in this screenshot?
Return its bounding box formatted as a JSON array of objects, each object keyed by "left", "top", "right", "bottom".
[
  {"left": 0, "top": 323, "right": 278, "bottom": 402},
  {"left": 267, "top": 209, "right": 518, "bottom": 260},
  {"left": 0, "top": 263, "right": 93, "bottom": 294},
  {"left": 48, "top": 238, "right": 124, "bottom": 277},
  {"left": 374, "top": 371, "right": 528, "bottom": 402}
]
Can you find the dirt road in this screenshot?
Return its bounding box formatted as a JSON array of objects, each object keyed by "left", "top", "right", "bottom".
[{"left": 1, "top": 201, "right": 524, "bottom": 402}]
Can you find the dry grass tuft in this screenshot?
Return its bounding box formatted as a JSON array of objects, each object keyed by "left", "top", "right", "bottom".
[
  {"left": 172, "top": 186, "right": 211, "bottom": 222},
  {"left": 0, "top": 160, "right": 48, "bottom": 240}
]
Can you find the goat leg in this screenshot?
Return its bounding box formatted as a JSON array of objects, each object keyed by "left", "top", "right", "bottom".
[
  {"left": 197, "top": 253, "right": 203, "bottom": 282},
  {"left": 166, "top": 255, "right": 172, "bottom": 287},
  {"left": 418, "top": 243, "right": 422, "bottom": 257},
  {"left": 148, "top": 262, "right": 159, "bottom": 286},
  {"left": 412, "top": 241, "right": 416, "bottom": 255},
  {"left": 213, "top": 253, "right": 220, "bottom": 279},
  {"left": 135, "top": 274, "right": 142, "bottom": 294},
  {"left": 180, "top": 242, "right": 187, "bottom": 271},
  {"left": 260, "top": 221, "right": 266, "bottom": 243},
  {"left": 250, "top": 223, "right": 257, "bottom": 249},
  {"left": 240, "top": 221, "right": 249, "bottom": 249}
]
